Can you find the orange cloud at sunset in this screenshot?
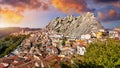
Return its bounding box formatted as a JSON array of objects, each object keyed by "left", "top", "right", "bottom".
[
  {"left": 0, "top": 8, "right": 23, "bottom": 24},
  {"left": 98, "top": 9, "right": 120, "bottom": 21},
  {"left": 98, "top": 9, "right": 117, "bottom": 19},
  {"left": 16, "top": 7, "right": 25, "bottom": 13},
  {"left": 0, "top": 0, "right": 49, "bottom": 11},
  {"left": 51, "top": 0, "right": 90, "bottom": 13},
  {"left": 98, "top": 12, "right": 105, "bottom": 19},
  {"left": 108, "top": 9, "right": 117, "bottom": 17},
  {"left": 0, "top": 0, "right": 49, "bottom": 24},
  {"left": 112, "top": 2, "right": 120, "bottom": 8}
]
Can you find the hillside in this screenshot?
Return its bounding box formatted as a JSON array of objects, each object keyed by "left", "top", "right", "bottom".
[
  {"left": 46, "top": 12, "right": 103, "bottom": 38},
  {"left": 0, "top": 27, "right": 41, "bottom": 38}
]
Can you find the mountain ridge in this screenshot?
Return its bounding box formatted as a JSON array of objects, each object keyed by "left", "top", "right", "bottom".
[{"left": 46, "top": 12, "right": 103, "bottom": 38}]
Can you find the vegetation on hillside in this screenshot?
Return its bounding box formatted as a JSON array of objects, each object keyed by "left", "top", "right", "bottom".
[
  {"left": 0, "top": 35, "right": 28, "bottom": 58},
  {"left": 84, "top": 39, "right": 120, "bottom": 68},
  {"left": 60, "top": 39, "right": 120, "bottom": 68}
]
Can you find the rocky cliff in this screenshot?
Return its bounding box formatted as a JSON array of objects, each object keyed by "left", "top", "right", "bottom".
[{"left": 46, "top": 12, "right": 103, "bottom": 38}]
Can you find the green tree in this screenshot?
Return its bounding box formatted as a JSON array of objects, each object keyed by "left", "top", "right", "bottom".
[
  {"left": 84, "top": 39, "right": 120, "bottom": 68},
  {"left": 0, "top": 35, "right": 28, "bottom": 57}
]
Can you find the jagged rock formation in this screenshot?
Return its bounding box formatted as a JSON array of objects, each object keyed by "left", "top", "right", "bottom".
[{"left": 46, "top": 12, "right": 103, "bottom": 38}]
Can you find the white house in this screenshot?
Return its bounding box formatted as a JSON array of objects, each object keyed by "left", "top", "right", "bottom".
[
  {"left": 109, "top": 30, "right": 119, "bottom": 38},
  {"left": 81, "top": 34, "right": 91, "bottom": 40},
  {"left": 99, "top": 29, "right": 105, "bottom": 32},
  {"left": 77, "top": 45, "right": 86, "bottom": 55}
]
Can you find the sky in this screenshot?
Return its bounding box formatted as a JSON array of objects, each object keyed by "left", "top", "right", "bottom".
[{"left": 0, "top": 0, "right": 120, "bottom": 29}]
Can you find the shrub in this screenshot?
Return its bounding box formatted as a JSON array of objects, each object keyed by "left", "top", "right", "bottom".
[
  {"left": 0, "top": 35, "right": 28, "bottom": 57},
  {"left": 84, "top": 39, "right": 120, "bottom": 68}
]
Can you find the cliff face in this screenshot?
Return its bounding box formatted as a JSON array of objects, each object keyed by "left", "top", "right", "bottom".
[{"left": 46, "top": 12, "right": 103, "bottom": 38}]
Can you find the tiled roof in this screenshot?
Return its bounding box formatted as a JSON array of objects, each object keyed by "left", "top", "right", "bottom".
[
  {"left": 44, "top": 55, "right": 57, "bottom": 61},
  {"left": 12, "top": 61, "right": 24, "bottom": 66},
  {"left": 0, "top": 64, "right": 5, "bottom": 68}
]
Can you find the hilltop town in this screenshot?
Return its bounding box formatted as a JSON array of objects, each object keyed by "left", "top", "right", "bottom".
[
  {"left": 0, "top": 25, "right": 119, "bottom": 68},
  {"left": 0, "top": 12, "right": 120, "bottom": 68}
]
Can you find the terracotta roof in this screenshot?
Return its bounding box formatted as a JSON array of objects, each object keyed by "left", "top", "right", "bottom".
[
  {"left": 62, "top": 46, "right": 70, "bottom": 48},
  {"left": 44, "top": 55, "right": 57, "bottom": 61},
  {"left": 2, "top": 59, "right": 14, "bottom": 64},
  {"left": 71, "top": 44, "right": 77, "bottom": 48},
  {"left": 54, "top": 63, "right": 60, "bottom": 68},
  {"left": 56, "top": 57, "right": 62, "bottom": 61},
  {"left": 0, "top": 64, "right": 5, "bottom": 68},
  {"left": 12, "top": 61, "right": 24, "bottom": 66},
  {"left": 47, "top": 46, "right": 58, "bottom": 53},
  {"left": 62, "top": 49, "right": 70, "bottom": 52},
  {"left": 76, "top": 40, "right": 84, "bottom": 44},
  {"left": 10, "top": 56, "right": 19, "bottom": 60}
]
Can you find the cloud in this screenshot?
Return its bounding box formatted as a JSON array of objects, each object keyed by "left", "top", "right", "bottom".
[
  {"left": 98, "top": 12, "right": 105, "bottom": 19},
  {"left": 108, "top": 9, "right": 117, "bottom": 17},
  {"left": 51, "top": 0, "right": 93, "bottom": 14},
  {"left": 0, "top": 8, "right": 23, "bottom": 24},
  {"left": 0, "top": 0, "right": 49, "bottom": 11},
  {"left": 94, "top": 0, "right": 120, "bottom": 8},
  {"left": 94, "top": 0, "right": 119, "bottom": 3},
  {"left": 94, "top": 0, "right": 120, "bottom": 22},
  {"left": 0, "top": 0, "right": 49, "bottom": 24},
  {"left": 98, "top": 9, "right": 120, "bottom": 21},
  {"left": 42, "top": 3, "right": 49, "bottom": 11},
  {"left": 112, "top": 2, "right": 120, "bottom": 8}
]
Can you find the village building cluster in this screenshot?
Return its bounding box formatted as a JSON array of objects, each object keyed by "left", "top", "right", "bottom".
[{"left": 0, "top": 27, "right": 120, "bottom": 68}]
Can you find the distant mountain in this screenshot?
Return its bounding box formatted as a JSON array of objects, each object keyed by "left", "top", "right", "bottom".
[
  {"left": 46, "top": 12, "right": 103, "bottom": 38},
  {"left": 0, "top": 27, "right": 41, "bottom": 38}
]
